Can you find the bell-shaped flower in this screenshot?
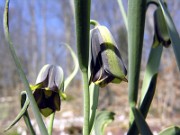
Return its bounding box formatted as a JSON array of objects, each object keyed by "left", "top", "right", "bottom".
[
  {"left": 153, "top": 7, "right": 171, "bottom": 48},
  {"left": 31, "top": 64, "right": 64, "bottom": 117},
  {"left": 89, "top": 25, "right": 127, "bottom": 87}
]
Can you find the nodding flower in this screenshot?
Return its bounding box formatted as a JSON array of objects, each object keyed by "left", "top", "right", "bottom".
[
  {"left": 89, "top": 25, "right": 127, "bottom": 87},
  {"left": 153, "top": 7, "right": 171, "bottom": 48},
  {"left": 31, "top": 64, "right": 64, "bottom": 117}
]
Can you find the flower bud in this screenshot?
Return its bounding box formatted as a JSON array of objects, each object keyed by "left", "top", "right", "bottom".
[
  {"left": 153, "top": 7, "right": 171, "bottom": 47},
  {"left": 31, "top": 64, "right": 64, "bottom": 117},
  {"left": 89, "top": 25, "right": 127, "bottom": 87}
]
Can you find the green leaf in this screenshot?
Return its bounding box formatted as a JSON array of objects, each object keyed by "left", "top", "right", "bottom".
[
  {"left": 127, "top": 74, "right": 158, "bottom": 135},
  {"left": 93, "top": 111, "right": 115, "bottom": 135},
  {"left": 62, "top": 43, "right": 79, "bottom": 91},
  {"left": 132, "top": 107, "right": 153, "bottom": 135},
  {"left": 89, "top": 83, "right": 99, "bottom": 133},
  {"left": 127, "top": 40, "right": 162, "bottom": 135},
  {"left": 4, "top": 91, "right": 30, "bottom": 132},
  {"left": 158, "top": 0, "right": 180, "bottom": 70},
  {"left": 159, "top": 126, "right": 180, "bottom": 135},
  {"left": 74, "top": 0, "right": 90, "bottom": 71},
  {"left": 140, "top": 45, "right": 162, "bottom": 103},
  {"left": 139, "top": 74, "right": 157, "bottom": 119}
]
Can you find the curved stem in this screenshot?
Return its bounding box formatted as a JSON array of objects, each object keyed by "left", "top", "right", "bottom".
[
  {"left": 62, "top": 43, "right": 79, "bottom": 91},
  {"left": 146, "top": 0, "right": 159, "bottom": 8},
  {"left": 117, "top": 0, "right": 128, "bottom": 31},
  {"left": 90, "top": 20, "right": 100, "bottom": 27},
  {"left": 48, "top": 113, "right": 55, "bottom": 135},
  {"left": 4, "top": 91, "right": 30, "bottom": 132},
  {"left": 57, "top": 43, "right": 79, "bottom": 96},
  {"left": 23, "top": 112, "right": 36, "bottom": 135},
  {"left": 82, "top": 72, "right": 90, "bottom": 135},
  {"left": 21, "top": 92, "right": 36, "bottom": 135},
  {"left": 3, "top": 0, "right": 48, "bottom": 134}
]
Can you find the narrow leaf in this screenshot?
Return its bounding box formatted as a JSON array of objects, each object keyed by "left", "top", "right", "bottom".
[
  {"left": 117, "top": 0, "right": 128, "bottom": 30},
  {"left": 89, "top": 83, "right": 99, "bottom": 133},
  {"left": 127, "top": 74, "right": 158, "bottom": 135},
  {"left": 159, "top": 126, "right": 180, "bottom": 135},
  {"left": 62, "top": 43, "right": 79, "bottom": 91},
  {"left": 127, "top": 42, "right": 162, "bottom": 135},
  {"left": 5, "top": 91, "right": 30, "bottom": 131},
  {"left": 132, "top": 107, "right": 153, "bottom": 135},
  {"left": 93, "top": 111, "right": 115, "bottom": 135},
  {"left": 140, "top": 45, "right": 162, "bottom": 103},
  {"left": 158, "top": 0, "right": 180, "bottom": 70},
  {"left": 74, "top": 0, "right": 90, "bottom": 71}
]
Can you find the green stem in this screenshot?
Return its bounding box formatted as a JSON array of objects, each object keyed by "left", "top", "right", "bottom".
[
  {"left": 21, "top": 92, "right": 36, "bottom": 135},
  {"left": 82, "top": 72, "right": 90, "bottom": 135},
  {"left": 74, "top": 0, "right": 91, "bottom": 134},
  {"left": 117, "top": 0, "right": 128, "bottom": 30},
  {"left": 128, "top": 0, "right": 147, "bottom": 124},
  {"left": 62, "top": 43, "right": 79, "bottom": 91},
  {"left": 89, "top": 84, "right": 99, "bottom": 133},
  {"left": 90, "top": 20, "right": 100, "bottom": 27},
  {"left": 3, "top": 0, "right": 48, "bottom": 134},
  {"left": 4, "top": 91, "right": 30, "bottom": 132},
  {"left": 48, "top": 113, "right": 55, "bottom": 135},
  {"left": 23, "top": 111, "right": 36, "bottom": 135}
]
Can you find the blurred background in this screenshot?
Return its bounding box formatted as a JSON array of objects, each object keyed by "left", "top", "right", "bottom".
[{"left": 0, "top": 0, "right": 180, "bottom": 134}]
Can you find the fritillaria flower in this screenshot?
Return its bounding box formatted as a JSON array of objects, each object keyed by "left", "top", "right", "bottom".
[
  {"left": 31, "top": 64, "right": 64, "bottom": 117},
  {"left": 153, "top": 7, "right": 171, "bottom": 48},
  {"left": 89, "top": 25, "right": 127, "bottom": 87}
]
